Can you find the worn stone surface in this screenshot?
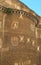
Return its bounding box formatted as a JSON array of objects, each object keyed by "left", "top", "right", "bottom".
[{"left": 0, "top": 0, "right": 41, "bottom": 65}]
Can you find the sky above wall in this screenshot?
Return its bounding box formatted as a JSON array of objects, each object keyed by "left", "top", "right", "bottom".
[{"left": 20, "top": 0, "right": 41, "bottom": 16}]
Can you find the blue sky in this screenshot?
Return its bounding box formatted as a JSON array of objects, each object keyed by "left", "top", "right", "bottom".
[{"left": 20, "top": 0, "right": 41, "bottom": 16}]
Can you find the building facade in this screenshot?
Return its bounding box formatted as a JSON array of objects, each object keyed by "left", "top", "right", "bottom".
[{"left": 0, "top": 0, "right": 41, "bottom": 65}]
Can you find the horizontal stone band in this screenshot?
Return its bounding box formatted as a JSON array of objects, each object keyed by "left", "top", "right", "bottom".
[{"left": 0, "top": 5, "right": 38, "bottom": 26}]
